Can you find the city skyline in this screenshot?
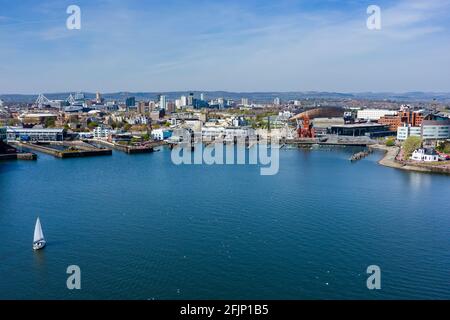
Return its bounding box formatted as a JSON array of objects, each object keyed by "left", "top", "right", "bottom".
[{"left": 1, "top": 0, "right": 450, "bottom": 94}]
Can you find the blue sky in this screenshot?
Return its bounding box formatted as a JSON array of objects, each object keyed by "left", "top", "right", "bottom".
[{"left": 1, "top": 0, "right": 450, "bottom": 93}]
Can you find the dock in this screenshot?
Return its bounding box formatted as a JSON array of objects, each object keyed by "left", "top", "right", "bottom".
[
  {"left": 0, "top": 152, "right": 37, "bottom": 161},
  {"left": 285, "top": 136, "right": 374, "bottom": 147},
  {"left": 10, "top": 141, "right": 112, "bottom": 158},
  {"left": 91, "top": 139, "right": 166, "bottom": 154},
  {"left": 0, "top": 141, "right": 37, "bottom": 161}
]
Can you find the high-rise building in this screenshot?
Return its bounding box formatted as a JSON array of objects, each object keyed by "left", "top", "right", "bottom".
[
  {"left": 95, "top": 92, "right": 102, "bottom": 103},
  {"left": 200, "top": 93, "right": 205, "bottom": 101},
  {"left": 137, "top": 101, "right": 148, "bottom": 115},
  {"left": 241, "top": 98, "right": 249, "bottom": 106},
  {"left": 273, "top": 97, "right": 281, "bottom": 105},
  {"left": 126, "top": 97, "right": 136, "bottom": 108},
  {"left": 180, "top": 96, "right": 187, "bottom": 107},
  {"left": 188, "top": 93, "right": 194, "bottom": 106},
  {"left": 167, "top": 101, "right": 176, "bottom": 113},
  {"left": 159, "top": 95, "right": 167, "bottom": 110}
]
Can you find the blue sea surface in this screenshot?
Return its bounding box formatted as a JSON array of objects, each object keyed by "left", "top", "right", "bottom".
[{"left": 1, "top": 147, "right": 449, "bottom": 299}]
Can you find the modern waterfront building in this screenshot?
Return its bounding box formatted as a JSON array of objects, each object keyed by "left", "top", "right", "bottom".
[
  {"left": 397, "top": 119, "right": 450, "bottom": 141},
  {"left": 357, "top": 109, "right": 397, "bottom": 121},
  {"left": 379, "top": 110, "right": 424, "bottom": 131},
  {"left": 397, "top": 125, "right": 421, "bottom": 140},
  {"left": 151, "top": 129, "right": 172, "bottom": 141},
  {"left": 273, "top": 97, "right": 281, "bottom": 106},
  {"left": 93, "top": 125, "right": 111, "bottom": 139},
  {"left": 7, "top": 127, "right": 64, "bottom": 142},
  {"left": 421, "top": 119, "right": 450, "bottom": 140},
  {"left": 329, "top": 123, "right": 391, "bottom": 138}
]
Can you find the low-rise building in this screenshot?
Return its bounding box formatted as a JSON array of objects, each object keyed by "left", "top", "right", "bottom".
[
  {"left": 77, "top": 132, "right": 94, "bottom": 139},
  {"left": 421, "top": 119, "right": 450, "bottom": 140},
  {"left": 397, "top": 119, "right": 450, "bottom": 141},
  {"left": 411, "top": 148, "right": 439, "bottom": 162},
  {"left": 329, "top": 123, "right": 391, "bottom": 138},
  {"left": 93, "top": 125, "right": 111, "bottom": 139},
  {"left": 7, "top": 127, "right": 64, "bottom": 142},
  {"left": 19, "top": 113, "right": 58, "bottom": 126},
  {"left": 151, "top": 129, "right": 172, "bottom": 141},
  {"left": 357, "top": 109, "right": 397, "bottom": 121},
  {"left": 379, "top": 110, "right": 425, "bottom": 131},
  {"left": 397, "top": 125, "right": 421, "bottom": 140}
]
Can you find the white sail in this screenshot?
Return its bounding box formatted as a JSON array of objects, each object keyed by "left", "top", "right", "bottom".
[{"left": 33, "top": 217, "right": 44, "bottom": 243}]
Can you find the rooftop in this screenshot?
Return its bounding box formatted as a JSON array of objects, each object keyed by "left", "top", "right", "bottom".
[
  {"left": 330, "top": 123, "right": 386, "bottom": 128},
  {"left": 7, "top": 126, "right": 64, "bottom": 133}
]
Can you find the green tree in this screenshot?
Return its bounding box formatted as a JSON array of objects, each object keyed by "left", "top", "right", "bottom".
[
  {"left": 385, "top": 137, "right": 395, "bottom": 147},
  {"left": 436, "top": 141, "right": 450, "bottom": 153},
  {"left": 123, "top": 123, "right": 132, "bottom": 131},
  {"left": 45, "top": 118, "right": 56, "bottom": 128},
  {"left": 8, "top": 118, "right": 20, "bottom": 126},
  {"left": 402, "top": 136, "right": 422, "bottom": 158},
  {"left": 87, "top": 121, "right": 98, "bottom": 129}
]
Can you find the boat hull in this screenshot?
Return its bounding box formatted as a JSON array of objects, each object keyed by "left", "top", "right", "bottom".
[{"left": 33, "top": 240, "right": 46, "bottom": 250}]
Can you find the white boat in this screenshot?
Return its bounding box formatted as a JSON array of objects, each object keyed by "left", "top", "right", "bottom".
[{"left": 33, "top": 217, "right": 46, "bottom": 250}]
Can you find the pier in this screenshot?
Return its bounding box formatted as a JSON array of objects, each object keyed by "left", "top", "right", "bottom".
[
  {"left": 0, "top": 141, "right": 37, "bottom": 161},
  {"left": 10, "top": 141, "right": 112, "bottom": 158},
  {"left": 285, "top": 138, "right": 372, "bottom": 147},
  {"left": 91, "top": 139, "right": 166, "bottom": 154}
]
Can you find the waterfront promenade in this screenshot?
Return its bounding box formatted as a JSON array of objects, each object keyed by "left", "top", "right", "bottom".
[{"left": 372, "top": 144, "right": 450, "bottom": 175}]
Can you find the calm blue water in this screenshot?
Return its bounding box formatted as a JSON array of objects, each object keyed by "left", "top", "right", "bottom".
[{"left": 1, "top": 146, "right": 449, "bottom": 299}]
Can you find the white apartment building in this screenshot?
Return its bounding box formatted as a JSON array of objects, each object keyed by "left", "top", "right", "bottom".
[
  {"left": 93, "top": 125, "right": 111, "bottom": 139},
  {"left": 397, "top": 125, "right": 421, "bottom": 141},
  {"left": 357, "top": 109, "right": 397, "bottom": 121},
  {"left": 151, "top": 129, "right": 171, "bottom": 141}
]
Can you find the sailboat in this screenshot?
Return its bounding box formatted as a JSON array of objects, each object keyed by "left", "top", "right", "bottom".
[{"left": 33, "top": 217, "right": 46, "bottom": 250}]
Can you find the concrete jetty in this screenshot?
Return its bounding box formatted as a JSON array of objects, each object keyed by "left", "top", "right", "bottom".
[{"left": 11, "top": 141, "right": 112, "bottom": 158}]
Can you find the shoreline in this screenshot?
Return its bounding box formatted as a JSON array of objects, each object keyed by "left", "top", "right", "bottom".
[{"left": 371, "top": 144, "right": 450, "bottom": 175}]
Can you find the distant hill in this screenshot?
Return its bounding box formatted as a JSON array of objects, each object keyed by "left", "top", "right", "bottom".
[{"left": 1, "top": 91, "right": 450, "bottom": 103}]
